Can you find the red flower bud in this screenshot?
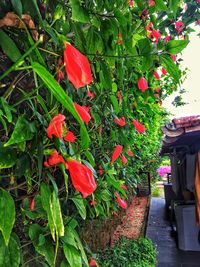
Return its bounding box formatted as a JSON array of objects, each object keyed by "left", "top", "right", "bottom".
[
  {"left": 161, "top": 67, "right": 167, "bottom": 75},
  {"left": 121, "top": 154, "right": 127, "bottom": 165},
  {"left": 149, "top": 0, "right": 155, "bottom": 6},
  {"left": 98, "top": 165, "right": 104, "bottom": 176},
  {"left": 117, "top": 90, "right": 122, "bottom": 105},
  {"left": 56, "top": 69, "right": 65, "bottom": 83},
  {"left": 121, "top": 185, "right": 127, "bottom": 190},
  {"left": 87, "top": 90, "right": 95, "bottom": 99},
  {"left": 127, "top": 149, "right": 133, "bottom": 157},
  {"left": 44, "top": 149, "right": 66, "bottom": 167},
  {"left": 46, "top": 114, "right": 65, "bottom": 139},
  {"left": 137, "top": 77, "right": 148, "bottom": 92},
  {"left": 64, "top": 131, "right": 76, "bottom": 143},
  {"left": 114, "top": 117, "right": 126, "bottom": 127},
  {"left": 90, "top": 200, "right": 97, "bottom": 206},
  {"left": 132, "top": 120, "right": 146, "bottom": 134},
  {"left": 28, "top": 197, "right": 35, "bottom": 211},
  {"left": 64, "top": 43, "right": 93, "bottom": 89},
  {"left": 89, "top": 257, "right": 97, "bottom": 266},
  {"left": 149, "top": 29, "right": 161, "bottom": 43},
  {"left": 175, "top": 21, "right": 184, "bottom": 35},
  {"left": 154, "top": 70, "right": 160, "bottom": 80},
  {"left": 155, "top": 88, "right": 161, "bottom": 93},
  {"left": 111, "top": 145, "right": 123, "bottom": 164},
  {"left": 170, "top": 54, "right": 177, "bottom": 62},
  {"left": 74, "top": 103, "right": 91, "bottom": 124},
  {"left": 115, "top": 193, "right": 127, "bottom": 209},
  {"left": 67, "top": 159, "right": 97, "bottom": 198},
  {"left": 164, "top": 35, "right": 171, "bottom": 42}
]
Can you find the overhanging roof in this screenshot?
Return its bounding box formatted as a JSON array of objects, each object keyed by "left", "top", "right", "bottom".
[{"left": 160, "top": 115, "right": 200, "bottom": 155}]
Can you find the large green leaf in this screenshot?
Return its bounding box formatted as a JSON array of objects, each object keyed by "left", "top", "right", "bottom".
[
  {"left": 0, "top": 143, "right": 17, "bottom": 169},
  {"left": 160, "top": 55, "right": 181, "bottom": 84},
  {"left": 166, "top": 40, "right": 189, "bottom": 54},
  {"left": 71, "top": 194, "right": 86, "bottom": 220},
  {"left": 32, "top": 62, "right": 90, "bottom": 149},
  {"left": 29, "top": 224, "right": 55, "bottom": 267},
  {"left": 0, "top": 30, "right": 22, "bottom": 62},
  {"left": 11, "top": 0, "right": 22, "bottom": 16},
  {"left": 51, "top": 191, "right": 64, "bottom": 237},
  {"left": 0, "top": 234, "right": 20, "bottom": 267},
  {"left": 70, "top": 0, "right": 90, "bottom": 23},
  {"left": 4, "top": 116, "right": 36, "bottom": 147},
  {"left": 40, "top": 183, "right": 55, "bottom": 241},
  {"left": 63, "top": 243, "right": 82, "bottom": 267},
  {"left": 0, "top": 189, "right": 15, "bottom": 245}
]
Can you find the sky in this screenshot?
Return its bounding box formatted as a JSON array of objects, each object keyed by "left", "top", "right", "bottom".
[{"left": 163, "top": 26, "right": 200, "bottom": 118}]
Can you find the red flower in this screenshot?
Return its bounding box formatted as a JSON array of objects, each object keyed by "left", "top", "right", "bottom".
[
  {"left": 154, "top": 70, "right": 160, "bottom": 80},
  {"left": 90, "top": 200, "right": 97, "bottom": 206},
  {"left": 64, "top": 131, "right": 76, "bottom": 143},
  {"left": 121, "top": 185, "right": 127, "bottom": 190},
  {"left": 127, "top": 149, "right": 133, "bottom": 157},
  {"left": 175, "top": 21, "right": 184, "bottom": 35},
  {"left": 56, "top": 68, "right": 65, "bottom": 83},
  {"left": 98, "top": 165, "right": 104, "bottom": 176},
  {"left": 89, "top": 257, "right": 97, "bottom": 266},
  {"left": 121, "top": 154, "right": 127, "bottom": 165},
  {"left": 44, "top": 149, "right": 66, "bottom": 167},
  {"left": 170, "top": 54, "right": 177, "bottom": 62},
  {"left": 155, "top": 88, "right": 161, "bottom": 93},
  {"left": 161, "top": 67, "right": 167, "bottom": 75},
  {"left": 64, "top": 43, "right": 93, "bottom": 89},
  {"left": 149, "top": 0, "right": 155, "bottom": 6},
  {"left": 146, "top": 22, "right": 153, "bottom": 32},
  {"left": 196, "top": 0, "right": 200, "bottom": 3},
  {"left": 118, "top": 39, "right": 123, "bottom": 45},
  {"left": 118, "top": 33, "right": 122, "bottom": 38},
  {"left": 137, "top": 77, "right": 148, "bottom": 92},
  {"left": 129, "top": 0, "right": 134, "bottom": 7},
  {"left": 149, "top": 29, "right": 161, "bottom": 43},
  {"left": 115, "top": 193, "right": 127, "bottom": 209},
  {"left": 117, "top": 90, "right": 122, "bottom": 105},
  {"left": 46, "top": 114, "right": 65, "bottom": 139},
  {"left": 114, "top": 117, "right": 126, "bottom": 127},
  {"left": 67, "top": 159, "right": 97, "bottom": 198},
  {"left": 87, "top": 90, "right": 95, "bottom": 99},
  {"left": 132, "top": 120, "right": 146, "bottom": 134},
  {"left": 74, "top": 103, "right": 91, "bottom": 124},
  {"left": 28, "top": 197, "right": 35, "bottom": 211},
  {"left": 197, "top": 20, "right": 200, "bottom": 26},
  {"left": 111, "top": 145, "right": 123, "bottom": 164},
  {"left": 164, "top": 35, "right": 171, "bottom": 42}
]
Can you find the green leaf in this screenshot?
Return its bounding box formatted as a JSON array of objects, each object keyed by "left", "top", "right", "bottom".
[
  {"left": 0, "top": 189, "right": 15, "bottom": 246},
  {"left": 63, "top": 243, "right": 82, "bottom": 267},
  {"left": 11, "top": 0, "right": 22, "bottom": 16},
  {"left": 40, "top": 183, "right": 55, "bottom": 241},
  {"left": 106, "top": 175, "right": 125, "bottom": 195},
  {"left": 100, "top": 61, "right": 112, "bottom": 89},
  {"left": 0, "top": 30, "right": 22, "bottom": 62},
  {"left": 0, "top": 143, "right": 17, "bottom": 169},
  {"left": 155, "top": 0, "right": 168, "bottom": 11},
  {"left": 160, "top": 54, "right": 181, "bottom": 83},
  {"left": 110, "top": 95, "right": 120, "bottom": 114},
  {"left": 4, "top": 116, "right": 36, "bottom": 147},
  {"left": 32, "top": 62, "right": 90, "bottom": 149},
  {"left": 84, "top": 151, "right": 95, "bottom": 167},
  {"left": 29, "top": 224, "right": 55, "bottom": 267},
  {"left": 70, "top": 0, "right": 90, "bottom": 23},
  {"left": 71, "top": 194, "right": 86, "bottom": 220},
  {"left": 0, "top": 234, "right": 20, "bottom": 267},
  {"left": 166, "top": 40, "right": 189, "bottom": 54},
  {"left": 51, "top": 191, "right": 64, "bottom": 237},
  {"left": 1, "top": 97, "right": 13, "bottom": 123},
  {"left": 169, "top": 0, "right": 181, "bottom": 17}
]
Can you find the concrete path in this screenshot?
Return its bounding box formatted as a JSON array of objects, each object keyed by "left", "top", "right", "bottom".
[{"left": 146, "top": 197, "right": 200, "bottom": 267}]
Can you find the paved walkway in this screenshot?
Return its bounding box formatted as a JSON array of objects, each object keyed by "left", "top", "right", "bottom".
[{"left": 146, "top": 197, "right": 200, "bottom": 267}]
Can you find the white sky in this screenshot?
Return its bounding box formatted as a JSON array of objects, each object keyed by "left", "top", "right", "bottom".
[{"left": 163, "top": 26, "right": 200, "bottom": 118}]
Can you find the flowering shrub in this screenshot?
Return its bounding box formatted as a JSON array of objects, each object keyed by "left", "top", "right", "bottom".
[
  {"left": 157, "top": 166, "right": 171, "bottom": 177},
  {"left": 0, "top": 0, "right": 199, "bottom": 266}
]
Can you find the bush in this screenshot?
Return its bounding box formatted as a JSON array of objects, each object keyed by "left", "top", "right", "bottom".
[{"left": 98, "top": 237, "right": 157, "bottom": 267}]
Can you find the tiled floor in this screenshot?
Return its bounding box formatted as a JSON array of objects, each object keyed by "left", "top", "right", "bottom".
[{"left": 146, "top": 198, "right": 200, "bottom": 267}]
